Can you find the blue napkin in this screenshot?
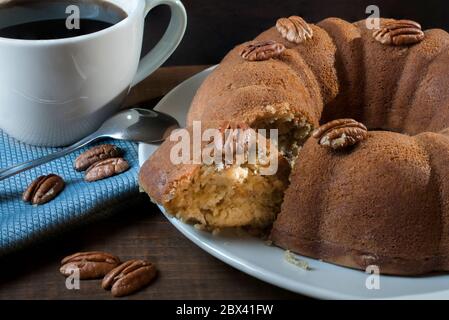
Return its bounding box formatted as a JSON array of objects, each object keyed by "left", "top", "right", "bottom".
[{"left": 0, "top": 130, "right": 139, "bottom": 256}]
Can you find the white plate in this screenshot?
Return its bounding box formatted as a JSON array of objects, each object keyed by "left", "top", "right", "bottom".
[{"left": 139, "top": 66, "right": 449, "bottom": 300}]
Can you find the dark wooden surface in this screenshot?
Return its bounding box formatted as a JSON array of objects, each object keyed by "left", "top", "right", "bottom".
[{"left": 0, "top": 66, "right": 305, "bottom": 300}]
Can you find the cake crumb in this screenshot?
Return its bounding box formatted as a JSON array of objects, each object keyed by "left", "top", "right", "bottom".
[
  {"left": 265, "top": 240, "right": 273, "bottom": 246},
  {"left": 284, "top": 250, "right": 310, "bottom": 270}
]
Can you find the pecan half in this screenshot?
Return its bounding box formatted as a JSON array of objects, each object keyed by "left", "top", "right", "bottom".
[
  {"left": 84, "top": 157, "right": 130, "bottom": 182},
  {"left": 276, "top": 16, "right": 313, "bottom": 44},
  {"left": 60, "top": 251, "right": 121, "bottom": 280},
  {"left": 373, "top": 19, "right": 424, "bottom": 46},
  {"left": 312, "top": 119, "right": 368, "bottom": 150},
  {"left": 102, "top": 259, "right": 157, "bottom": 297},
  {"left": 23, "top": 174, "right": 65, "bottom": 205},
  {"left": 240, "top": 40, "right": 285, "bottom": 61},
  {"left": 74, "top": 144, "right": 122, "bottom": 171}
]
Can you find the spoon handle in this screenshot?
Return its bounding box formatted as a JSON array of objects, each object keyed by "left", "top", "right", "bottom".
[{"left": 0, "top": 134, "right": 100, "bottom": 181}]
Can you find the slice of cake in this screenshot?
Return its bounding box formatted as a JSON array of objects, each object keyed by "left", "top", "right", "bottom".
[{"left": 139, "top": 121, "right": 291, "bottom": 231}]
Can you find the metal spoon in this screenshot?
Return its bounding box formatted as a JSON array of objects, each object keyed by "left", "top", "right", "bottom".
[{"left": 0, "top": 108, "right": 179, "bottom": 181}]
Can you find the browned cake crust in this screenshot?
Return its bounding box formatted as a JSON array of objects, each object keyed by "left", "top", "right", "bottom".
[
  {"left": 142, "top": 16, "right": 449, "bottom": 275},
  {"left": 271, "top": 132, "right": 449, "bottom": 275},
  {"left": 317, "top": 18, "right": 364, "bottom": 123},
  {"left": 187, "top": 44, "right": 321, "bottom": 129},
  {"left": 389, "top": 29, "right": 449, "bottom": 132}
]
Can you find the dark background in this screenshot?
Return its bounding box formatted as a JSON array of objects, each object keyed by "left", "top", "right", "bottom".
[{"left": 143, "top": 0, "right": 449, "bottom": 66}]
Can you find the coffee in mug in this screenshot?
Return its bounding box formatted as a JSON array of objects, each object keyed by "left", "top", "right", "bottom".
[{"left": 0, "top": 0, "right": 128, "bottom": 40}]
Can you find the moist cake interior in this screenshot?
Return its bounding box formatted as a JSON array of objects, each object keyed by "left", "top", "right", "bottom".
[
  {"left": 165, "top": 163, "right": 289, "bottom": 231},
  {"left": 162, "top": 115, "right": 310, "bottom": 231},
  {"left": 252, "top": 114, "right": 313, "bottom": 164}
]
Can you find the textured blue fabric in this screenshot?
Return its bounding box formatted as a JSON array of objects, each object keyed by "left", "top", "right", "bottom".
[{"left": 0, "top": 130, "right": 139, "bottom": 255}]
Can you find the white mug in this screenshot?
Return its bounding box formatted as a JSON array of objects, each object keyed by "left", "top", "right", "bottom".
[{"left": 0, "top": 0, "right": 187, "bottom": 146}]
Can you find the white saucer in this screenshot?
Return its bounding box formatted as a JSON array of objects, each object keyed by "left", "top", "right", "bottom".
[{"left": 139, "top": 66, "right": 449, "bottom": 300}]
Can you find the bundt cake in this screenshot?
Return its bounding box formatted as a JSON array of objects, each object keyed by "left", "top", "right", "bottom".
[{"left": 140, "top": 16, "right": 449, "bottom": 275}]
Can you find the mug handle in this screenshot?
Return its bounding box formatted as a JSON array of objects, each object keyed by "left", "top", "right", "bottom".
[{"left": 131, "top": 0, "right": 187, "bottom": 87}]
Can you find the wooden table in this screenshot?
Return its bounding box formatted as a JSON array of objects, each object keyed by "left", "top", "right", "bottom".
[{"left": 0, "top": 66, "right": 306, "bottom": 300}]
